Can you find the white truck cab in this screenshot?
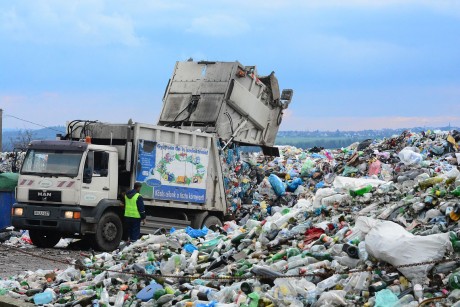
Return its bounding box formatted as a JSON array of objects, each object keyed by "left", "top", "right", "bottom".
[{"left": 13, "top": 140, "right": 123, "bottom": 251}]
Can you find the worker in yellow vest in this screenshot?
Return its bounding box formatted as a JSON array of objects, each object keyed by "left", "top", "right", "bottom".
[{"left": 124, "top": 182, "right": 146, "bottom": 242}]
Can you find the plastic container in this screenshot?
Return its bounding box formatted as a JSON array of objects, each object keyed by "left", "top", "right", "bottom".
[{"left": 0, "top": 191, "right": 15, "bottom": 230}]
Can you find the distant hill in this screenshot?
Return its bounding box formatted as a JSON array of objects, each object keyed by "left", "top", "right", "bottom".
[
  {"left": 2, "top": 125, "right": 459, "bottom": 151},
  {"left": 275, "top": 126, "right": 460, "bottom": 149},
  {"left": 2, "top": 126, "right": 66, "bottom": 151}
]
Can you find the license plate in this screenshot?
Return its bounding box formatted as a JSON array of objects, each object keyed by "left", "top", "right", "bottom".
[{"left": 34, "top": 210, "right": 50, "bottom": 217}]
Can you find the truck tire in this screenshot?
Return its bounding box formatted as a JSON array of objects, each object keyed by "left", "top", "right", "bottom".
[
  {"left": 202, "top": 215, "right": 222, "bottom": 229},
  {"left": 29, "top": 230, "right": 61, "bottom": 248},
  {"left": 93, "top": 211, "right": 122, "bottom": 252}
]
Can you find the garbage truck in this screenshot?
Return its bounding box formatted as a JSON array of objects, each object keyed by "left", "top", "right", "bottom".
[{"left": 11, "top": 60, "right": 293, "bottom": 251}]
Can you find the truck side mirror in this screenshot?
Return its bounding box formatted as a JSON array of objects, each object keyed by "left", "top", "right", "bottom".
[{"left": 83, "top": 168, "right": 93, "bottom": 184}]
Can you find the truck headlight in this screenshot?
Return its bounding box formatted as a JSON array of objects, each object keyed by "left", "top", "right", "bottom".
[
  {"left": 64, "top": 211, "right": 81, "bottom": 219},
  {"left": 13, "top": 208, "right": 24, "bottom": 216}
]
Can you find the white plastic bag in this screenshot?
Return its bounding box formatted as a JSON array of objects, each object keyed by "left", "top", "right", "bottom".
[
  {"left": 398, "top": 147, "right": 423, "bottom": 166},
  {"left": 356, "top": 217, "right": 452, "bottom": 281},
  {"left": 332, "top": 176, "right": 385, "bottom": 190}
]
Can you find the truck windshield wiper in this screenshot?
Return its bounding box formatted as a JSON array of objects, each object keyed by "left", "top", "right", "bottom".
[
  {"left": 52, "top": 173, "right": 77, "bottom": 178},
  {"left": 21, "top": 172, "right": 53, "bottom": 177}
]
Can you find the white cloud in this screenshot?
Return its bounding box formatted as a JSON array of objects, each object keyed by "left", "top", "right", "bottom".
[
  {"left": 0, "top": 0, "right": 144, "bottom": 46},
  {"left": 187, "top": 14, "right": 250, "bottom": 37}
]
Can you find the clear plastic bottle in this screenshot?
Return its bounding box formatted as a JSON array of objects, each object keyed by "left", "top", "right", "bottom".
[
  {"left": 74, "top": 289, "right": 96, "bottom": 296},
  {"left": 100, "top": 287, "right": 109, "bottom": 305},
  {"left": 316, "top": 275, "right": 342, "bottom": 292},
  {"left": 354, "top": 271, "right": 370, "bottom": 292},
  {"left": 114, "top": 290, "right": 125, "bottom": 307},
  {"left": 287, "top": 257, "right": 318, "bottom": 270},
  {"left": 358, "top": 241, "right": 368, "bottom": 261},
  {"left": 269, "top": 260, "right": 288, "bottom": 272},
  {"left": 413, "top": 284, "right": 423, "bottom": 301},
  {"left": 396, "top": 294, "right": 414, "bottom": 305}
]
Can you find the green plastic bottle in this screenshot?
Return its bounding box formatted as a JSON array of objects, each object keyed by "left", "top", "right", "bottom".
[
  {"left": 450, "top": 232, "right": 460, "bottom": 252},
  {"left": 287, "top": 248, "right": 301, "bottom": 258},
  {"left": 59, "top": 285, "right": 72, "bottom": 294},
  {"left": 451, "top": 186, "right": 460, "bottom": 197},
  {"left": 270, "top": 250, "right": 287, "bottom": 262},
  {"left": 349, "top": 185, "right": 373, "bottom": 197},
  {"left": 449, "top": 272, "right": 460, "bottom": 289},
  {"left": 147, "top": 251, "right": 155, "bottom": 261},
  {"left": 419, "top": 177, "right": 444, "bottom": 190},
  {"left": 304, "top": 252, "right": 333, "bottom": 261}
]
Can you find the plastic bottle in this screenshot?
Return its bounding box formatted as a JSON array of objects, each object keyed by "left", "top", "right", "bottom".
[
  {"left": 397, "top": 294, "right": 414, "bottom": 305},
  {"left": 452, "top": 186, "right": 460, "bottom": 197},
  {"left": 349, "top": 185, "right": 372, "bottom": 197},
  {"left": 413, "top": 284, "right": 423, "bottom": 301},
  {"left": 100, "top": 287, "right": 109, "bottom": 305},
  {"left": 250, "top": 265, "right": 283, "bottom": 279},
  {"left": 316, "top": 274, "right": 342, "bottom": 292},
  {"left": 114, "top": 291, "right": 125, "bottom": 307},
  {"left": 287, "top": 257, "right": 318, "bottom": 270},
  {"left": 304, "top": 251, "right": 333, "bottom": 261},
  {"left": 449, "top": 272, "right": 460, "bottom": 289},
  {"left": 333, "top": 227, "right": 349, "bottom": 242},
  {"left": 433, "top": 261, "right": 460, "bottom": 274},
  {"left": 419, "top": 177, "right": 444, "bottom": 190},
  {"left": 358, "top": 241, "right": 368, "bottom": 261},
  {"left": 74, "top": 289, "right": 96, "bottom": 296},
  {"left": 269, "top": 250, "right": 287, "bottom": 262},
  {"left": 270, "top": 260, "right": 288, "bottom": 272}
]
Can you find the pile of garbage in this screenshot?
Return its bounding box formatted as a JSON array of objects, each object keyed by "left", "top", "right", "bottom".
[
  {"left": 0, "top": 151, "right": 25, "bottom": 173},
  {"left": 2, "top": 130, "right": 460, "bottom": 306}
]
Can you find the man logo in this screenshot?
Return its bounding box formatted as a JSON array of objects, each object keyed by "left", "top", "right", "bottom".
[{"left": 37, "top": 191, "right": 52, "bottom": 197}]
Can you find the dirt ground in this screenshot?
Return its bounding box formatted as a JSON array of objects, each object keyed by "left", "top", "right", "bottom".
[{"left": 0, "top": 243, "right": 86, "bottom": 279}]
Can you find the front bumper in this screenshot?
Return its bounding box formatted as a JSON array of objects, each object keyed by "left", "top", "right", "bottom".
[{"left": 12, "top": 203, "right": 81, "bottom": 235}]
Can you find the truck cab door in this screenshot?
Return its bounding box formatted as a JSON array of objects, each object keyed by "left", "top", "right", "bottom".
[{"left": 81, "top": 150, "right": 110, "bottom": 206}]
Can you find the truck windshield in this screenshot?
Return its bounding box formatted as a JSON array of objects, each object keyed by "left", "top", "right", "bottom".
[{"left": 21, "top": 149, "right": 83, "bottom": 177}]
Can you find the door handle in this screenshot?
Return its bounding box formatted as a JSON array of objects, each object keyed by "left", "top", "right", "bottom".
[
  {"left": 82, "top": 186, "right": 89, "bottom": 189},
  {"left": 103, "top": 187, "right": 110, "bottom": 191}
]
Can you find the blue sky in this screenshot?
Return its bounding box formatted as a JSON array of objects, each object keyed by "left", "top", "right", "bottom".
[{"left": 1, "top": 0, "right": 459, "bottom": 131}]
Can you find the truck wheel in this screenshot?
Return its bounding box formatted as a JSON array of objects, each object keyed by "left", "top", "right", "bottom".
[
  {"left": 93, "top": 211, "right": 122, "bottom": 252},
  {"left": 29, "top": 230, "right": 61, "bottom": 248},
  {"left": 202, "top": 215, "right": 222, "bottom": 229}
]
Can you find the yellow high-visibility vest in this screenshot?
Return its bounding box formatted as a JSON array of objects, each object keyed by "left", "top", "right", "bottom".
[{"left": 124, "top": 193, "right": 141, "bottom": 218}]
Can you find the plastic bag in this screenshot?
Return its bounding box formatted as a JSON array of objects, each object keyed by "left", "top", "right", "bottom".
[
  {"left": 375, "top": 289, "right": 398, "bottom": 307},
  {"left": 286, "top": 178, "right": 303, "bottom": 192},
  {"left": 398, "top": 147, "right": 423, "bottom": 166},
  {"left": 368, "top": 160, "right": 381, "bottom": 176},
  {"left": 333, "top": 176, "right": 385, "bottom": 190},
  {"left": 301, "top": 159, "right": 315, "bottom": 177},
  {"left": 183, "top": 243, "right": 198, "bottom": 253},
  {"left": 0, "top": 173, "right": 19, "bottom": 191},
  {"left": 185, "top": 226, "right": 209, "bottom": 238},
  {"left": 268, "top": 174, "right": 286, "bottom": 196},
  {"left": 357, "top": 216, "right": 452, "bottom": 281}
]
